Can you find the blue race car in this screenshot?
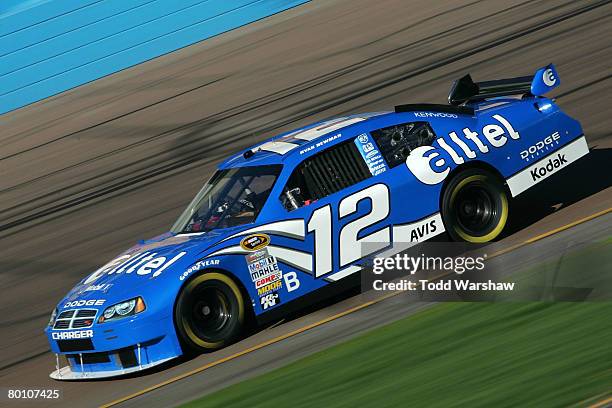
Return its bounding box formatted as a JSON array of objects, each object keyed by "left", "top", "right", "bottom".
[{"left": 46, "top": 64, "right": 588, "bottom": 379}]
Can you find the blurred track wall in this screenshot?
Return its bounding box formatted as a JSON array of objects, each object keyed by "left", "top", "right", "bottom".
[{"left": 0, "top": 0, "right": 309, "bottom": 115}]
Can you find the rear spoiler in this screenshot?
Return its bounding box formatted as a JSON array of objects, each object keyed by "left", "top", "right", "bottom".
[{"left": 448, "top": 64, "right": 560, "bottom": 105}]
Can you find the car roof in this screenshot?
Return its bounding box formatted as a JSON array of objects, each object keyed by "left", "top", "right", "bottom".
[
  {"left": 217, "top": 100, "right": 514, "bottom": 170},
  {"left": 219, "top": 111, "right": 394, "bottom": 169}
]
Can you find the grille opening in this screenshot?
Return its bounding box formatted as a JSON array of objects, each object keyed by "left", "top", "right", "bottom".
[
  {"left": 57, "top": 339, "right": 94, "bottom": 352},
  {"left": 54, "top": 320, "right": 70, "bottom": 329},
  {"left": 117, "top": 348, "right": 138, "bottom": 368},
  {"left": 72, "top": 319, "right": 94, "bottom": 328},
  {"left": 54, "top": 309, "right": 97, "bottom": 329},
  {"left": 68, "top": 352, "right": 110, "bottom": 364},
  {"left": 76, "top": 309, "right": 97, "bottom": 318},
  {"left": 58, "top": 310, "right": 75, "bottom": 319}
]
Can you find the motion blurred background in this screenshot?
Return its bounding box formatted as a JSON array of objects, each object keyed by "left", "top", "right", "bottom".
[{"left": 1, "top": 1, "right": 611, "bottom": 407}]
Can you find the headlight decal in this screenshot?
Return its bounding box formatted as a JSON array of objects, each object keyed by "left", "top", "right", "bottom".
[
  {"left": 115, "top": 299, "right": 136, "bottom": 316},
  {"left": 103, "top": 306, "right": 116, "bottom": 320},
  {"left": 48, "top": 308, "right": 58, "bottom": 327},
  {"left": 99, "top": 297, "right": 145, "bottom": 323}
]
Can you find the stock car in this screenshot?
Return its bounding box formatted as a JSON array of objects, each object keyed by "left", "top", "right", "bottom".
[{"left": 46, "top": 64, "right": 588, "bottom": 379}]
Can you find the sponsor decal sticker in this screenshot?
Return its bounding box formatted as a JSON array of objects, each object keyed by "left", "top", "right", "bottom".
[
  {"left": 246, "top": 249, "right": 280, "bottom": 280},
  {"left": 414, "top": 112, "right": 458, "bottom": 119},
  {"left": 240, "top": 234, "right": 270, "bottom": 251},
  {"left": 245, "top": 250, "right": 267, "bottom": 264},
  {"left": 255, "top": 272, "right": 283, "bottom": 289},
  {"left": 365, "top": 149, "right": 379, "bottom": 159},
  {"left": 63, "top": 299, "right": 105, "bottom": 308},
  {"left": 392, "top": 213, "right": 445, "bottom": 246},
  {"left": 51, "top": 330, "right": 93, "bottom": 340},
  {"left": 180, "top": 259, "right": 220, "bottom": 281},
  {"left": 543, "top": 68, "right": 557, "bottom": 86},
  {"left": 507, "top": 136, "right": 588, "bottom": 196},
  {"left": 83, "top": 251, "right": 187, "bottom": 284},
  {"left": 402, "top": 217, "right": 439, "bottom": 242},
  {"left": 246, "top": 249, "right": 284, "bottom": 296},
  {"left": 406, "top": 114, "right": 520, "bottom": 185},
  {"left": 83, "top": 284, "right": 113, "bottom": 293},
  {"left": 258, "top": 280, "right": 282, "bottom": 296},
  {"left": 530, "top": 153, "right": 568, "bottom": 180},
  {"left": 299, "top": 133, "right": 343, "bottom": 155},
  {"left": 260, "top": 292, "right": 280, "bottom": 310},
  {"left": 354, "top": 133, "right": 388, "bottom": 176},
  {"left": 520, "top": 131, "right": 560, "bottom": 161}
]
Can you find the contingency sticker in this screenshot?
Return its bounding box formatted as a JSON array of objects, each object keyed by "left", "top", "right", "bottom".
[
  {"left": 240, "top": 233, "right": 270, "bottom": 251},
  {"left": 354, "top": 133, "right": 388, "bottom": 176},
  {"left": 246, "top": 249, "right": 283, "bottom": 297}
]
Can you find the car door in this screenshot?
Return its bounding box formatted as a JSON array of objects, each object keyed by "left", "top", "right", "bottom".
[{"left": 278, "top": 135, "right": 393, "bottom": 283}]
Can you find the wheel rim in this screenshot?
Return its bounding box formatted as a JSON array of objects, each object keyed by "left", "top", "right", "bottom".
[
  {"left": 186, "top": 285, "right": 233, "bottom": 343},
  {"left": 177, "top": 273, "right": 245, "bottom": 350},
  {"left": 453, "top": 182, "right": 498, "bottom": 236}
]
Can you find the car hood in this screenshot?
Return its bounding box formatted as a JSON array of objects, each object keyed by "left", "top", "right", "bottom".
[{"left": 60, "top": 229, "right": 235, "bottom": 306}]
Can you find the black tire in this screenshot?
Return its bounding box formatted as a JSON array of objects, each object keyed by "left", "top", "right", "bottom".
[
  {"left": 175, "top": 272, "right": 245, "bottom": 352},
  {"left": 441, "top": 168, "right": 509, "bottom": 243}
]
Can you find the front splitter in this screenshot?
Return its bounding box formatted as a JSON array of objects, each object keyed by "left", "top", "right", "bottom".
[{"left": 49, "top": 356, "right": 175, "bottom": 381}]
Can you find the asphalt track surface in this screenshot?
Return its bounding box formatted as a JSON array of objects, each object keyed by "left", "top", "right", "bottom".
[{"left": 1, "top": 0, "right": 611, "bottom": 407}]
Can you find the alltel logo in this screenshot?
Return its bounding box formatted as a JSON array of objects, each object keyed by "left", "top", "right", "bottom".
[
  {"left": 543, "top": 68, "right": 557, "bottom": 86},
  {"left": 406, "top": 114, "right": 520, "bottom": 185}
]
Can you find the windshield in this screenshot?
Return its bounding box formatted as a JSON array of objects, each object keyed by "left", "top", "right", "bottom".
[{"left": 171, "top": 165, "right": 282, "bottom": 234}]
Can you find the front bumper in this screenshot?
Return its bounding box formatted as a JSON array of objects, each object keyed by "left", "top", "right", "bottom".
[
  {"left": 50, "top": 354, "right": 175, "bottom": 380},
  {"left": 46, "top": 311, "right": 182, "bottom": 380}
]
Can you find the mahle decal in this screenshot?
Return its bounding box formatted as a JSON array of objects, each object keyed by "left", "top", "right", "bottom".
[{"left": 406, "top": 114, "right": 520, "bottom": 185}]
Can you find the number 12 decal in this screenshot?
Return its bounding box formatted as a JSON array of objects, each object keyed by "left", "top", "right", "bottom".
[{"left": 307, "top": 184, "right": 390, "bottom": 277}]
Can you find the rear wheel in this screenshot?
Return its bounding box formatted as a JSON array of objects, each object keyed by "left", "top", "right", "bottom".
[
  {"left": 175, "top": 272, "right": 245, "bottom": 352},
  {"left": 441, "top": 169, "right": 509, "bottom": 242}
]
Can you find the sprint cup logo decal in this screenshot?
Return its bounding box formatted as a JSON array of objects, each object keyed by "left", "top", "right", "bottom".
[
  {"left": 406, "top": 114, "right": 520, "bottom": 185},
  {"left": 240, "top": 233, "right": 270, "bottom": 251}
]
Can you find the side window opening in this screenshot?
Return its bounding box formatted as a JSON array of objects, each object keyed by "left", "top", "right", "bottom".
[
  {"left": 370, "top": 121, "right": 436, "bottom": 168},
  {"left": 172, "top": 165, "right": 281, "bottom": 233},
  {"left": 281, "top": 139, "right": 371, "bottom": 211}
]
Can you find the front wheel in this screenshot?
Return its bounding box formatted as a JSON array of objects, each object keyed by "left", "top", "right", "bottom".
[
  {"left": 441, "top": 169, "right": 509, "bottom": 243},
  {"left": 175, "top": 272, "right": 245, "bottom": 352}
]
